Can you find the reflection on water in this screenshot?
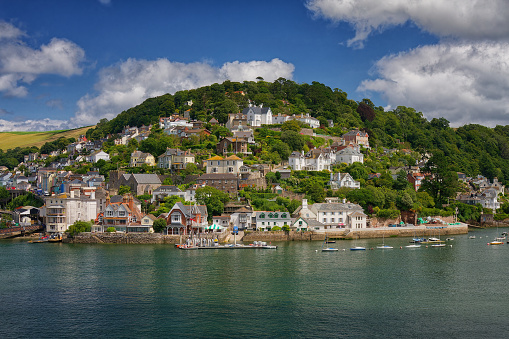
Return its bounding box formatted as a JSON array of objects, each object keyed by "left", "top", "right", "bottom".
[{"left": 1, "top": 229, "right": 509, "bottom": 338}]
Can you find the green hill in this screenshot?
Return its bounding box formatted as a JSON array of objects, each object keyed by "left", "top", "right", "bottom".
[{"left": 0, "top": 127, "right": 92, "bottom": 150}]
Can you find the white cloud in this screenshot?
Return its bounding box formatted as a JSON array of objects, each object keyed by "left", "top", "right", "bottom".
[
  {"left": 0, "top": 21, "right": 85, "bottom": 97},
  {"left": 0, "top": 118, "right": 72, "bottom": 132},
  {"left": 358, "top": 42, "right": 509, "bottom": 127},
  {"left": 71, "top": 58, "right": 294, "bottom": 126},
  {"left": 306, "top": 0, "right": 509, "bottom": 48}
]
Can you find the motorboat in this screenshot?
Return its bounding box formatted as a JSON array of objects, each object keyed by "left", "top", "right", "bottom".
[
  {"left": 469, "top": 235, "right": 476, "bottom": 239},
  {"left": 405, "top": 244, "right": 421, "bottom": 248},
  {"left": 431, "top": 243, "right": 446, "bottom": 247},
  {"left": 446, "top": 238, "right": 454, "bottom": 241},
  {"left": 488, "top": 241, "right": 504, "bottom": 245},
  {"left": 350, "top": 246, "right": 366, "bottom": 251},
  {"left": 377, "top": 245, "right": 393, "bottom": 249},
  {"left": 322, "top": 247, "right": 339, "bottom": 252}
]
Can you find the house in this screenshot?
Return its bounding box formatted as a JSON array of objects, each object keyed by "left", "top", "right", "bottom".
[
  {"left": 140, "top": 214, "right": 157, "bottom": 233},
  {"left": 230, "top": 206, "right": 254, "bottom": 230},
  {"left": 292, "top": 113, "right": 320, "bottom": 129},
  {"left": 292, "top": 217, "right": 324, "bottom": 231},
  {"left": 217, "top": 137, "right": 249, "bottom": 155},
  {"left": 407, "top": 173, "right": 425, "bottom": 191},
  {"left": 157, "top": 148, "right": 195, "bottom": 170},
  {"left": 309, "top": 200, "right": 367, "bottom": 229},
  {"left": 166, "top": 202, "right": 208, "bottom": 235},
  {"left": 252, "top": 211, "right": 292, "bottom": 231},
  {"left": 342, "top": 130, "right": 370, "bottom": 148},
  {"left": 212, "top": 215, "right": 230, "bottom": 229},
  {"left": 233, "top": 130, "right": 255, "bottom": 144},
  {"left": 205, "top": 155, "right": 243, "bottom": 175},
  {"left": 151, "top": 185, "right": 187, "bottom": 203},
  {"left": 226, "top": 113, "right": 249, "bottom": 131},
  {"left": 273, "top": 113, "right": 290, "bottom": 125},
  {"left": 87, "top": 150, "right": 110, "bottom": 163},
  {"left": 196, "top": 173, "right": 239, "bottom": 196},
  {"left": 329, "top": 172, "right": 360, "bottom": 189},
  {"left": 130, "top": 151, "right": 156, "bottom": 167},
  {"left": 96, "top": 194, "right": 144, "bottom": 232},
  {"left": 42, "top": 190, "right": 98, "bottom": 233},
  {"left": 288, "top": 149, "right": 334, "bottom": 171},
  {"left": 124, "top": 173, "right": 162, "bottom": 196},
  {"left": 243, "top": 104, "right": 273, "bottom": 127},
  {"left": 335, "top": 147, "right": 364, "bottom": 165},
  {"left": 293, "top": 199, "right": 367, "bottom": 230}
]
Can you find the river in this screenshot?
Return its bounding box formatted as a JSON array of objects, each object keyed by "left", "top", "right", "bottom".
[{"left": 1, "top": 228, "right": 508, "bottom": 338}]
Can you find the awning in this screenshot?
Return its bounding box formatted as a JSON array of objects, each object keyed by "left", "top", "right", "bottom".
[{"left": 205, "top": 224, "right": 226, "bottom": 230}]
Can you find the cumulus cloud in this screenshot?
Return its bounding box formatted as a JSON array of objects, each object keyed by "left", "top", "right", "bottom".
[
  {"left": 71, "top": 58, "right": 294, "bottom": 126},
  {"left": 0, "top": 21, "right": 85, "bottom": 97},
  {"left": 358, "top": 42, "right": 509, "bottom": 127},
  {"left": 0, "top": 118, "right": 72, "bottom": 132},
  {"left": 306, "top": 0, "right": 509, "bottom": 48}
]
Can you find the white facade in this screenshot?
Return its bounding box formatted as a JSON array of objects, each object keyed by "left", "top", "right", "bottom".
[
  {"left": 329, "top": 172, "right": 361, "bottom": 189},
  {"left": 288, "top": 150, "right": 334, "bottom": 171},
  {"left": 87, "top": 150, "right": 110, "bottom": 163},
  {"left": 335, "top": 147, "right": 364, "bottom": 165},
  {"left": 243, "top": 105, "right": 272, "bottom": 127},
  {"left": 43, "top": 191, "right": 98, "bottom": 233},
  {"left": 253, "top": 211, "right": 292, "bottom": 231},
  {"left": 205, "top": 155, "right": 243, "bottom": 175}
]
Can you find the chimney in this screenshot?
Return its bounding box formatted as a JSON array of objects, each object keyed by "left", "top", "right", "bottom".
[
  {"left": 90, "top": 191, "right": 96, "bottom": 200},
  {"left": 70, "top": 190, "right": 74, "bottom": 198},
  {"left": 302, "top": 199, "right": 308, "bottom": 209},
  {"left": 342, "top": 198, "right": 346, "bottom": 204}
]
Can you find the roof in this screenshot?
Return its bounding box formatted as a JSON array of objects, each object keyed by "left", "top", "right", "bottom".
[
  {"left": 130, "top": 174, "right": 162, "bottom": 184},
  {"left": 153, "top": 185, "right": 181, "bottom": 193},
  {"left": 207, "top": 155, "right": 224, "bottom": 161},
  {"left": 242, "top": 106, "right": 271, "bottom": 115},
  {"left": 295, "top": 218, "right": 324, "bottom": 227},
  {"left": 225, "top": 155, "right": 242, "bottom": 160}
]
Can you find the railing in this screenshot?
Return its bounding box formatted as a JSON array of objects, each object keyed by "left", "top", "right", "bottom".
[{"left": 0, "top": 224, "right": 43, "bottom": 234}]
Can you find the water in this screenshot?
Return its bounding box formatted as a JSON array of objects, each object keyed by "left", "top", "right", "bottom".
[{"left": 2, "top": 229, "right": 509, "bottom": 338}]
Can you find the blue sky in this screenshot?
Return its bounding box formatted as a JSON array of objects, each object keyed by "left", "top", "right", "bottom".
[{"left": 0, "top": 0, "right": 508, "bottom": 131}]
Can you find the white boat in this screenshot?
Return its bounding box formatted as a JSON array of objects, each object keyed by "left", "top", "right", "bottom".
[
  {"left": 350, "top": 246, "right": 366, "bottom": 251},
  {"left": 446, "top": 238, "right": 454, "bottom": 241},
  {"left": 377, "top": 232, "right": 393, "bottom": 249},
  {"left": 405, "top": 244, "right": 421, "bottom": 248},
  {"left": 321, "top": 236, "right": 338, "bottom": 252},
  {"left": 431, "top": 243, "right": 446, "bottom": 247},
  {"left": 469, "top": 235, "right": 476, "bottom": 239}
]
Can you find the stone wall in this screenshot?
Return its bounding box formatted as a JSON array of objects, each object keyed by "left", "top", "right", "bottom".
[{"left": 69, "top": 231, "right": 230, "bottom": 244}]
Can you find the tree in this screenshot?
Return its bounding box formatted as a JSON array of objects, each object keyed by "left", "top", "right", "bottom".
[
  {"left": 118, "top": 185, "right": 131, "bottom": 195},
  {"left": 281, "top": 130, "right": 304, "bottom": 151},
  {"left": 420, "top": 151, "right": 459, "bottom": 206},
  {"left": 106, "top": 227, "right": 116, "bottom": 232},
  {"left": 152, "top": 218, "right": 167, "bottom": 233},
  {"left": 270, "top": 142, "right": 291, "bottom": 161},
  {"left": 281, "top": 120, "right": 301, "bottom": 132},
  {"left": 67, "top": 220, "right": 91, "bottom": 236},
  {"left": 195, "top": 186, "right": 230, "bottom": 221},
  {"left": 393, "top": 170, "right": 409, "bottom": 190}
]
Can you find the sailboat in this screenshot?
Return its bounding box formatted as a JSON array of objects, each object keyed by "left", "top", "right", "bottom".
[
  {"left": 431, "top": 228, "right": 446, "bottom": 247},
  {"left": 489, "top": 225, "right": 504, "bottom": 245},
  {"left": 322, "top": 235, "right": 339, "bottom": 252},
  {"left": 377, "top": 231, "right": 393, "bottom": 249}
]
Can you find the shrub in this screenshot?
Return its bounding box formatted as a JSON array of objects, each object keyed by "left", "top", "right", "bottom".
[{"left": 106, "top": 227, "right": 116, "bottom": 232}]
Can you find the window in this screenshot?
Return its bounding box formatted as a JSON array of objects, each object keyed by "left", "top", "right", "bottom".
[
  {"left": 281, "top": 213, "right": 287, "bottom": 218},
  {"left": 260, "top": 213, "right": 265, "bottom": 218},
  {"left": 331, "top": 218, "right": 335, "bottom": 223},
  {"left": 262, "top": 222, "right": 265, "bottom": 225}
]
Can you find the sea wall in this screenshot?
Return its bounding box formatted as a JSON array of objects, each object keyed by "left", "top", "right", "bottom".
[{"left": 68, "top": 231, "right": 230, "bottom": 244}]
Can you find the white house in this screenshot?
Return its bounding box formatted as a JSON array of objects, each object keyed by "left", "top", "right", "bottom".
[
  {"left": 230, "top": 206, "right": 254, "bottom": 230},
  {"left": 243, "top": 105, "right": 272, "bottom": 127},
  {"left": 253, "top": 211, "right": 292, "bottom": 231},
  {"left": 43, "top": 190, "right": 98, "bottom": 233},
  {"left": 204, "top": 155, "right": 243, "bottom": 175},
  {"left": 87, "top": 150, "right": 110, "bottom": 163},
  {"left": 329, "top": 172, "right": 360, "bottom": 189},
  {"left": 293, "top": 199, "right": 367, "bottom": 230},
  {"left": 335, "top": 147, "right": 364, "bottom": 165},
  {"left": 288, "top": 149, "right": 334, "bottom": 171}
]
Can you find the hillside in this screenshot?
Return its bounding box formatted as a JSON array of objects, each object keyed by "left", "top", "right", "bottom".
[{"left": 0, "top": 126, "right": 93, "bottom": 150}]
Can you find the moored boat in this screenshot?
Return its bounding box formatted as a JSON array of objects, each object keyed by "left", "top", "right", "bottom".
[{"left": 350, "top": 246, "right": 366, "bottom": 251}]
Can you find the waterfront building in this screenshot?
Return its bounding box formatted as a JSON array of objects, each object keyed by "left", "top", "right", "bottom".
[
  {"left": 166, "top": 202, "right": 208, "bottom": 235},
  {"left": 252, "top": 211, "right": 292, "bottom": 231}
]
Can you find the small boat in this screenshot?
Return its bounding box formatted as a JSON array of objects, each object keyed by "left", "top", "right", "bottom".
[
  {"left": 29, "top": 235, "right": 49, "bottom": 243},
  {"left": 496, "top": 237, "right": 506, "bottom": 241},
  {"left": 405, "top": 244, "right": 421, "bottom": 248},
  {"left": 428, "top": 237, "right": 440, "bottom": 242},
  {"left": 446, "top": 238, "right": 454, "bottom": 241},
  {"left": 501, "top": 232, "right": 508, "bottom": 236},
  {"left": 325, "top": 240, "right": 336, "bottom": 244},
  {"left": 377, "top": 233, "right": 393, "bottom": 249},
  {"left": 350, "top": 246, "right": 366, "bottom": 251},
  {"left": 322, "top": 236, "right": 338, "bottom": 252},
  {"left": 431, "top": 243, "right": 446, "bottom": 247},
  {"left": 48, "top": 234, "right": 63, "bottom": 242},
  {"left": 469, "top": 235, "right": 476, "bottom": 239},
  {"left": 488, "top": 241, "right": 504, "bottom": 245}
]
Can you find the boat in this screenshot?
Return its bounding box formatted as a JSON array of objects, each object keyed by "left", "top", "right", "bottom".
[
  {"left": 29, "top": 235, "right": 49, "bottom": 243},
  {"left": 446, "top": 237, "right": 454, "bottom": 241},
  {"left": 322, "top": 236, "right": 338, "bottom": 252},
  {"left": 431, "top": 243, "right": 446, "bottom": 247},
  {"left": 469, "top": 235, "right": 476, "bottom": 239},
  {"left": 377, "top": 232, "right": 393, "bottom": 249},
  {"left": 488, "top": 241, "right": 504, "bottom": 245},
  {"left": 350, "top": 246, "right": 366, "bottom": 251},
  {"left": 405, "top": 244, "right": 421, "bottom": 248},
  {"left": 48, "top": 233, "right": 63, "bottom": 242}
]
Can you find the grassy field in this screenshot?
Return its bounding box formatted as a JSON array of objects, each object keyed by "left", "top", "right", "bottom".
[{"left": 0, "top": 126, "right": 93, "bottom": 150}]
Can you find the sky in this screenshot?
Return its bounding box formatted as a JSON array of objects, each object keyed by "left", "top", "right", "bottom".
[{"left": 1, "top": 0, "right": 509, "bottom": 131}]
